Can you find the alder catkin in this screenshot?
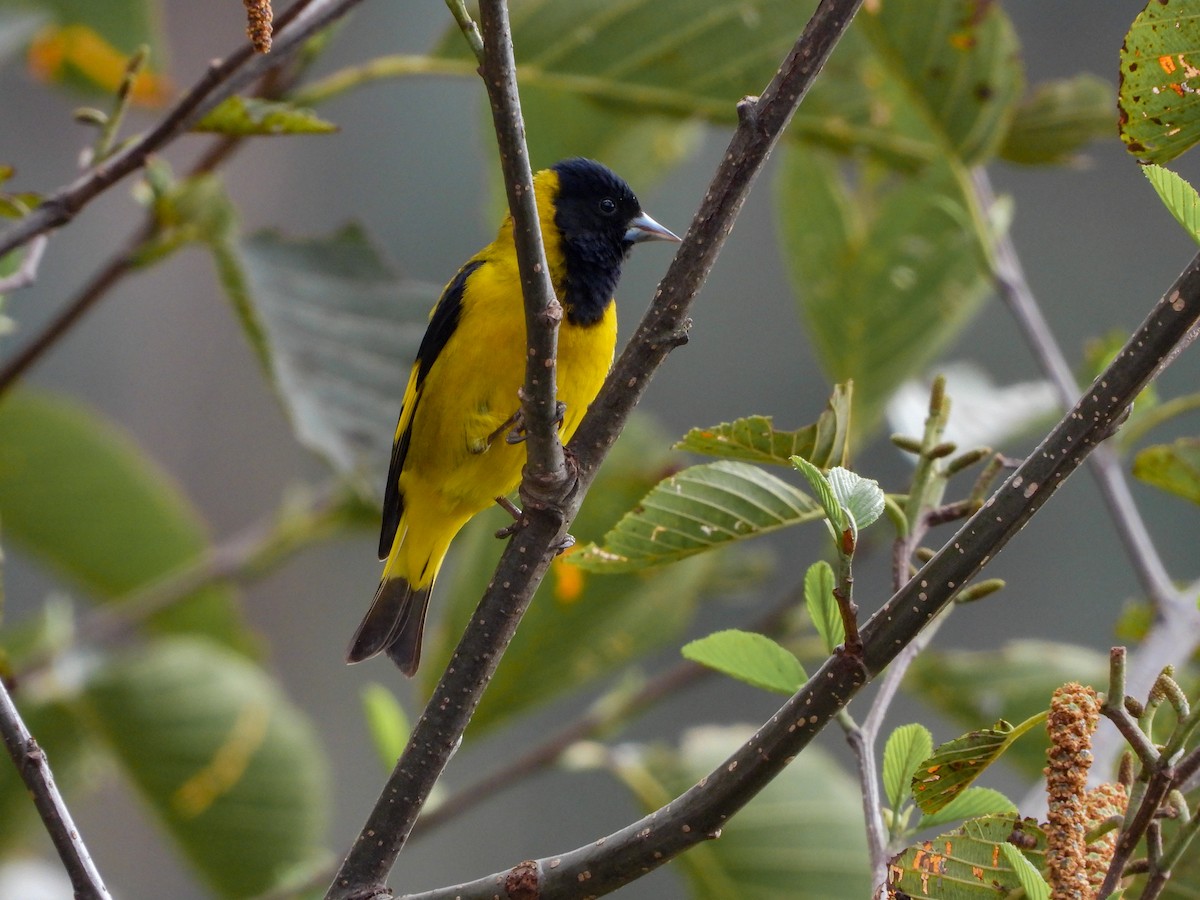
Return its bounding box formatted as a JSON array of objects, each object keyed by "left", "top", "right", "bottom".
[
  {"left": 1044, "top": 682, "right": 1100, "bottom": 900},
  {"left": 244, "top": 0, "right": 273, "bottom": 53}
]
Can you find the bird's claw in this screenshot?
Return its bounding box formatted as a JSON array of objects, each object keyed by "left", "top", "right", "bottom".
[{"left": 502, "top": 401, "right": 568, "bottom": 445}]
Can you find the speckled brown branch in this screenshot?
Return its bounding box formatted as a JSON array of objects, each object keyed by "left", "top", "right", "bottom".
[
  {"left": 397, "top": 231, "right": 1200, "bottom": 900},
  {"left": 0, "top": 677, "right": 109, "bottom": 899}
]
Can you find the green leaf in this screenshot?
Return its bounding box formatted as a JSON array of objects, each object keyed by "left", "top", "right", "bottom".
[
  {"left": 803, "top": 560, "right": 842, "bottom": 654},
  {"left": 360, "top": 683, "right": 409, "bottom": 771},
  {"left": 1000, "top": 74, "right": 1117, "bottom": 166},
  {"left": 787, "top": 0, "right": 1022, "bottom": 166},
  {"left": 429, "top": 416, "right": 725, "bottom": 731},
  {"left": 681, "top": 629, "right": 805, "bottom": 695},
  {"left": 233, "top": 226, "right": 441, "bottom": 495},
  {"left": 882, "top": 723, "right": 933, "bottom": 812},
  {"left": 1119, "top": 0, "right": 1200, "bottom": 164},
  {"left": 917, "top": 786, "right": 1018, "bottom": 831},
  {"left": 614, "top": 725, "right": 872, "bottom": 899},
  {"left": 1143, "top": 165, "right": 1200, "bottom": 245},
  {"left": 1000, "top": 842, "right": 1051, "bottom": 900},
  {"left": 134, "top": 165, "right": 239, "bottom": 266},
  {"left": 85, "top": 638, "right": 330, "bottom": 899},
  {"left": 905, "top": 641, "right": 1108, "bottom": 776},
  {"left": 888, "top": 815, "right": 1047, "bottom": 899},
  {"left": 776, "top": 145, "right": 993, "bottom": 433},
  {"left": 0, "top": 389, "right": 252, "bottom": 652},
  {"left": 790, "top": 455, "right": 847, "bottom": 545},
  {"left": 192, "top": 97, "right": 338, "bottom": 137},
  {"left": 572, "top": 459, "right": 821, "bottom": 573},
  {"left": 1133, "top": 438, "right": 1200, "bottom": 503},
  {"left": 674, "top": 383, "right": 852, "bottom": 468},
  {"left": 827, "top": 467, "right": 884, "bottom": 531},
  {"left": 912, "top": 717, "right": 1045, "bottom": 815}
]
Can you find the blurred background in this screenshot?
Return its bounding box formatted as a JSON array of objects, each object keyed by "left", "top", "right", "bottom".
[{"left": 2, "top": 1, "right": 1199, "bottom": 897}]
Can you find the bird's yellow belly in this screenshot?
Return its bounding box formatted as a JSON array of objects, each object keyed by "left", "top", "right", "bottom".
[{"left": 401, "top": 284, "right": 616, "bottom": 522}]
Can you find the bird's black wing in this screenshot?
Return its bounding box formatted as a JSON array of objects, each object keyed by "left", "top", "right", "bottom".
[{"left": 377, "top": 258, "right": 483, "bottom": 559}]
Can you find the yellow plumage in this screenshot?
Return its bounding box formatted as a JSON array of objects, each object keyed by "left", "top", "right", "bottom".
[{"left": 348, "top": 158, "right": 678, "bottom": 674}]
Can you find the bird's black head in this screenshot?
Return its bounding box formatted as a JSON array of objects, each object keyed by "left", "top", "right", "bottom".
[{"left": 550, "top": 158, "right": 678, "bottom": 326}]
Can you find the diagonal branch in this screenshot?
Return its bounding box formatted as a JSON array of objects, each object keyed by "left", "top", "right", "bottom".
[
  {"left": 0, "top": 0, "right": 363, "bottom": 262},
  {"left": 0, "top": 678, "right": 109, "bottom": 899},
  {"left": 324, "top": 1, "right": 866, "bottom": 897},
  {"left": 398, "top": 240, "right": 1200, "bottom": 900}
]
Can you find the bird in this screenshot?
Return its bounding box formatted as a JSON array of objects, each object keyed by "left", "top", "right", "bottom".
[{"left": 347, "top": 157, "right": 680, "bottom": 674}]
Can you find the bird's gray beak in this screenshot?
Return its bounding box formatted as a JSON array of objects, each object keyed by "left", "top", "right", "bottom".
[{"left": 625, "top": 212, "right": 682, "bottom": 244}]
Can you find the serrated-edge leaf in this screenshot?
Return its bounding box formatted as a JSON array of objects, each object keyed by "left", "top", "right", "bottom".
[
  {"left": 882, "top": 723, "right": 934, "bottom": 812},
  {"left": 681, "top": 629, "right": 806, "bottom": 695},
  {"left": 571, "top": 460, "right": 821, "bottom": 573},
  {"left": 1119, "top": 0, "right": 1200, "bottom": 163},
  {"left": 917, "top": 786, "right": 1018, "bottom": 830},
  {"left": 1144, "top": 164, "right": 1200, "bottom": 246},
  {"left": 827, "top": 466, "right": 884, "bottom": 531},
  {"left": 887, "top": 815, "right": 1047, "bottom": 899},
  {"left": 1000, "top": 842, "right": 1051, "bottom": 900},
  {"left": 674, "top": 383, "right": 853, "bottom": 468},
  {"left": 803, "top": 559, "right": 842, "bottom": 655},
  {"left": 912, "top": 720, "right": 1021, "bottom": 814}
]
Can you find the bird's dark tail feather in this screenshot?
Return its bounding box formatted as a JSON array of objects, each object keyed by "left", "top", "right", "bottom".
[{"left": 345, "top": 577, "right": 432, "bottom": 677}]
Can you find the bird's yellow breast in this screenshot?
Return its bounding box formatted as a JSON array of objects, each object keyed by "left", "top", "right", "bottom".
[{"left": 399, "top": 234, "right": 617, "bottom": 522}]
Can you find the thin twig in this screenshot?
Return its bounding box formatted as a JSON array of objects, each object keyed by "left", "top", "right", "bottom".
[
  {"left": 0, "top": 225, "right": 150, "bottom": 395},
  {"left": 0, "top": 0, "right": 360, "bottom": 262},
  {"left": 973, "top": 168, "right": 1181, "bottom": 618},
  {"left": 0, "top": 678, "right": 109, "bottom": 899},
  {"left": 0, "top": 43, "right": 307, "bottom": 397},
  {"left": 0, "top": 234, "right": 47, "bottom": 293},
  {"left": 973, "top": 170, "right": 1200, "bottom": 798}
]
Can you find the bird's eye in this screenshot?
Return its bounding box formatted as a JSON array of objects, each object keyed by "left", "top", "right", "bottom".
[{"left": 598, "top": 197, "right": 617, "bottom": 215}]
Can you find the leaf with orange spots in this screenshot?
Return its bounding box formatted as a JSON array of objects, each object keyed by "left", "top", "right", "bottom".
[
  {"left": 887, "top": 815, "right": 1047, "bottom": 899},
  {"left": 911, "top": 715, "right": 1044, "bottom": 815},
  {"left": 1119, "top": 0, "right": 1200, "bottom": 164},
  {"left": 675, "top": 383, "right": 852, "bottom": 469}
]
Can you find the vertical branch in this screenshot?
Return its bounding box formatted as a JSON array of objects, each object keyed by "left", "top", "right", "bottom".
[
  {"left": 476, "top": 0, "right": 568, "bottom": 495},
  {"left": 0, "top": 679, "right": 109, "bottom": 900}
]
